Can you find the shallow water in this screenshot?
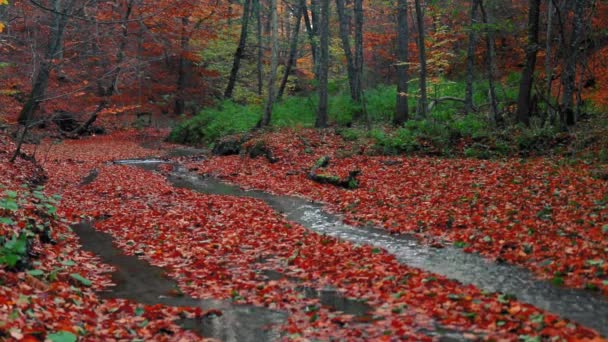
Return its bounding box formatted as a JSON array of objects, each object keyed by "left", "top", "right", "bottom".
[
  {"left": 161, "top": 164, "right": 608, "bottom": 336},
  {"left": 73, "top": 222, "right": 286, "bottom": 342}
]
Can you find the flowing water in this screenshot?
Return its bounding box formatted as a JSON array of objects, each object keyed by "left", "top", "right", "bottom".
[
  {"left": 73, "top": 222, "right": 286, "bottom": 341},
  {"left": 160, "top": 163, "right": 608, "bottom": 336}
]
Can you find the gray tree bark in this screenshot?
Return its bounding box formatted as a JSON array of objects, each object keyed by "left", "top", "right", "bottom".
[
  {"left": 335, "top": 0, "right": 357, "bottom": 102},
  {"left": 18, "top": 0, "right": 72, "bottom": 124},
  {"left": 464, "top": 0, "right": 479, "bottom": 114},
  {"left": 516, "top": 0, "right": 541, "bottom": 126},
  {"left": 316, "top": 0, "right": 330, "bottom": 128},
  {"left": 414, "top": 0, "right": 427, "bottom": 119},
  {"left": 260, "top": 0, "right": 279, "bottom": 127},
  {"left": 560, "top": 0, "right": 588, "bottom": 126},
  {"left": 394, "top": 0, "right": 409, "bottom": 125},
  {"left": 225, "top": 0, "right": 253, "bottom": 99},
  {"left": 255, "top": 0, "right": 264, "bottom": 96},
  {"left": 278, "top": 3, "right": 303, "bottom": 100},
  {"left": 479, "top": 0, "right": 499, "bottom": 125}
]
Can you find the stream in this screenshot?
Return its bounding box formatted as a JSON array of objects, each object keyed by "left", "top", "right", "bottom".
[
  {"left": 73, "top": 221, "right": 286, "bottom": 342},
  {"left": 162, "top": 163, "right": 608, "bottom": 336},
  {"left": 106, "top": 159, "right": 608, "bottom": 337}
]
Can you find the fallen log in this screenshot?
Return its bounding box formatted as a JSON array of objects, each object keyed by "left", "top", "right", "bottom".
[{"left": 307, "top": 156, "right": 360, "bottom": 189}]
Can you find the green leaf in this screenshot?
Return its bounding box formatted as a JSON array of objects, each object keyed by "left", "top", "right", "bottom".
[
  {"left": 602, "top": 224, "right": 608, "bottom": 234},
  {"left": 454, "top": 241, "right": 468, "bottom": 248},
  {"left": 0, "top": 217, "right": 14, "bottom": 225},
  {"left": 47, "top": 331, "right": 77, "bottom": 342},
  {"left": 135, "top": 307, "right": 145, "bottom": 316},
  {"left": 70, "top": 273, "right": 92, "bottom": 287},
  {"left": 530, "top": 314, "right": 544, "bottom": 325},
  {"left": 0, "top": 199, "right": 18, "bottom": 211},
  {"left": 498, "top": 293, "right": 517, "bottom": 303},
  {"left": 586, "top": 259, "right": 604, "bottom": 267},
  {"left": 4, "top": 190, "right": 18, "bottom": 198},
  {"left": 61, "top": 260, "right": 77, "bottom": 267},
  {"left": 27, "top": 269, "right": 45, "bottom": 278}
]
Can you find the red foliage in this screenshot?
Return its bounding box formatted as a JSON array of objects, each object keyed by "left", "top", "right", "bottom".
[
  {"left": 188, "top": 129, "right": 608, "bottom": 295},
  {"left": 35, "top": 131, "right": 605, "bottom": 339}
]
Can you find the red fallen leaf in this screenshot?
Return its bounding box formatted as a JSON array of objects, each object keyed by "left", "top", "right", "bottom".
[{"left": 25, "top": 274, "right": 49, "bottom": 291}]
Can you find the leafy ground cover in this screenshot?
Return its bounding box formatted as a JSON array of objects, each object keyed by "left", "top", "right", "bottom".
[
  {"left": 1, "top": 129, "right": 606, "bottom": 340},
  {"left": 186, "top": 128, "right": 608, "bottom": 295},
  {"left": 55, "top": 152, "right": 601, "bottom": 340},
  {"left": 1, "top": 131, "right": 205, "bottom": 341}
]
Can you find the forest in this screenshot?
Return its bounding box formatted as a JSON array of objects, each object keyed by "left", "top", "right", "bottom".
[{"left": 1, "top": 0, "right": 608, "bottom": 341}]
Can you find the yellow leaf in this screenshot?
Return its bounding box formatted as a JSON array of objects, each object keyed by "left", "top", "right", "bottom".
[
  {"left": 0, "top": 23, "right": 5, "bottom": 33},
  {"left": 0, "top": 0, "right": 7, "bottom": 5}
]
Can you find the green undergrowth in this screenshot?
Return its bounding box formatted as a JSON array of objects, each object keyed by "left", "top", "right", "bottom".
[
  {"left": 0, "top": 186, "right": 60, "bottom": 271},
  {"left": 169, "top": 77, "right": 606, "bottom": 161}
]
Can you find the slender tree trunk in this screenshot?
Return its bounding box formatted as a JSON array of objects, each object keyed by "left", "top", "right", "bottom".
[
  {"left": 414, "top": 0, "right": 427, "bottom": 119},
  {"left": 354, "top": 0, "right": 368, "bottom": 128},
  {"left": 175, "top": 17, "right": 190, "bottom": 114},
  {"left": 255, "top": 0, "right": 264, "bottom": 96},
  {"left": 225, "top": 0, "right": 253, "bottom": 99},
  {"left": 72, "top": 0, "right": 134, "bottom": 134},
  {"left": 464, "top": 0, "right": 479, "bottom": 114},
  {"left": 311, "top": 0, "right": 321, "bottom": 77},
  {"left": 302, "top": 0, "right": 318, "bottom": 65},
  {"left": 335, "top": 0, "right": 357, "bottom": 101},
  {"left": 516, "top": 0, "right": 541, "bottom": 126},
  {"left": 278, "top": 4, "right": 303, "bottom": 100},
  {"left": 394, "top": 0, "right": 409, "bottom": 125},
  {"left": 316, "top": 0, "right": 330, "bottom": 128},
  {"left": 545, "top": 0, "right": 554, "bottom": 125},
  {"left": 18, "top": 0, "right": 71, "bottom": 124},
  {"left": 560, "top": 0, "right": 587, "bottom": 127},
  {"left": 479, "top": 0, "right": 499, "bottom": 125},
  {"left": 260, "top": 0, "right": 279, "bottom": 127}
]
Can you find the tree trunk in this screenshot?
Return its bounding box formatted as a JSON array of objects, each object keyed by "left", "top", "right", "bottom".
[
  {"left": 255, "top": 0, "right": 264, "bottom": 96},
  {"left": 353, "top": 0, "right": 368, "bottom": 128},
  {"left": 316, "top": 0, "right": 330, "bottom": 128},
  {"left": 310, "top": 0, "right": 321, "bottom": 77},
  {"left": 335, "top": 0, "right": 357, "bottom": 102},
  {"left": 71, "top": 0, "right": 134, "bottom": 135},
  {"left": 464, "top": 0, "right": 479, "bottom": 114},
  {"left": 479, "top": 0, "right": 499, "bottom": 125},
  {"left": 175, "top": 17, "right": 190, "bottom": 114},
  {"left": 18, "top": 0, "right": 70, "bottom": 124},
  {"left": 414, "top": 0, "right": 427, "bottom": 119},
  {"left": 545, "top": 0, "right": 554, "bottom": 125},
  {"left": 515, "top": 0, "right": 541, "bottom": 126},
  {"left": 225, "top": 0, "right": 253, "bottom": 99},
  {"left": 259, "top": 0, "right": 278, "bottom": 127},
  {"left": 560, "top": 0, "right": 587, "bottom": 127},
  {"left": 278, "top": 4, "right": 303, "bottom": 100},
  {"left": 394, "top": 0, "right": 409, "bottom": 125},
  {"left": 302, "top": 0, "right": 318, "bottom": 65}
]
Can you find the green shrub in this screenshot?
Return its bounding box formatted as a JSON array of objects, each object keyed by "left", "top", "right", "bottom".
[{"left": 169, "top": 101, "right": 261, "bottom": 145}]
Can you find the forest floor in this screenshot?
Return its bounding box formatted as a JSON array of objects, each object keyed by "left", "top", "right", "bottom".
[{"left": 0, "top": 128, "right": 606, "bottom": 341}]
